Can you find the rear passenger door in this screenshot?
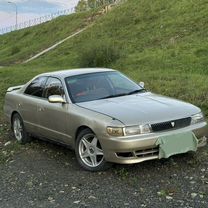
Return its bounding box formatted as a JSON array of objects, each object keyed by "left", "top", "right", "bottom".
[
  {"left": 37, "top": 77, "right": 70, "bottom": 144},
  {"left": 21, "top": 76, "right": 48, "bottom": 134}
]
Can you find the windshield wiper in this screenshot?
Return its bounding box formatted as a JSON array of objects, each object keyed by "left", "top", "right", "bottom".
[
  {"left": 99, "top": 89, "right": 146, "bottom": 100},
  {"left": 99, "top": 93, "right": 128, "bottom": 100},
  {"left": 128, "top": 89, "right": 146, "bottom": 95}
]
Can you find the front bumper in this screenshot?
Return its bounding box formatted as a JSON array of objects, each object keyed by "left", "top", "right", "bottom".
[{"left": 101, "top": 121, "right": 208, "bottom": 164}]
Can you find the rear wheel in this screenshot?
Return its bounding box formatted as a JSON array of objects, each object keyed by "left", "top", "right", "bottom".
[
  {"left": 12, "top": 113, "right": 30, "bottom": 144},
  {"left": 75, "top": 128, "right": 111, "bottom": 171}
]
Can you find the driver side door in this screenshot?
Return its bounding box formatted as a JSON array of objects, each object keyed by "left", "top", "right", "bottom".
[{"left": 37, "top": 77, "right": 71, "bottom": 144}]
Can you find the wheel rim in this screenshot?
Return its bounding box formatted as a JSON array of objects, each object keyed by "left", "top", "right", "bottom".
[
  {"left": 13, "top": 117, "right": 23, "bottom": 141},
  {"left": 78, "top": 133, "right": 104, "bottom": 168}
]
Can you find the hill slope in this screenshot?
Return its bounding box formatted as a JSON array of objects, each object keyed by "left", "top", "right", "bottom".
[
  {"left": 0, "top": 0, "right": 208, "bottom": 116},
  {"left": 0, "top": 10, "right": 98, "bottom": 65}
]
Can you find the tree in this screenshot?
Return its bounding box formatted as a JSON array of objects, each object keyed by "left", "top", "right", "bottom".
[{"left": 75, "top": 0, "right": 88, "bottom": 12}]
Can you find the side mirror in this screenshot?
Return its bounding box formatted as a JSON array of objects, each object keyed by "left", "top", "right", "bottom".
[
  {"left": 48, "top": 95, "right": 66, "bottom": 104},
  {"left": 139, "top": 81, "right": 145, "bottom": 88}
]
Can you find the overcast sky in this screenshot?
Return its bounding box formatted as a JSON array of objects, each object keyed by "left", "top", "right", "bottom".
[{"left": 0, "top": 0, "right": 79, "bottom": 28}]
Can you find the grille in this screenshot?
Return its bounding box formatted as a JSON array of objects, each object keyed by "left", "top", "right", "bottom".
[
  {"left": 134, "top": 148, "right": 159, "bottom": 158},
  {"left": 116, "top": 148, "right": 159, "bottom": 158},
  {"left": 151, "top": 117, "right": 191, "bottom": 132}
]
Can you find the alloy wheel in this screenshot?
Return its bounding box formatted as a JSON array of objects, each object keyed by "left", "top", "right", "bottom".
[
  {"left": 13, "top": 117, "right": 23, "bottom": 142},
  {"left": 78, "top": 133, "right": 104, "bottom": 168}
]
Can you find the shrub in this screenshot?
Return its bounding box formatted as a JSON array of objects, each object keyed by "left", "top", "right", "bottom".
[
  {"left": 78, "top": 41, "right": 120, "bottom": 67},
  {"left": 10, "top": 46, "right": 20, "bottom": 55}
]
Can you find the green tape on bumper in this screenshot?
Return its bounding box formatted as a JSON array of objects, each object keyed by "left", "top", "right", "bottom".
[{"left": 156, "top": 131, "right": 198, "bottom": 159}]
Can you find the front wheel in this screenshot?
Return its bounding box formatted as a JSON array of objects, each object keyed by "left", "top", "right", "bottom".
[{"left": 75, "top": 129, "right": 111, "bottom": 171}]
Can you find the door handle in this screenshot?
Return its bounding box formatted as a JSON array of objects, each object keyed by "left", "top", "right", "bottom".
[{"left": 38, "top": 107, "right": 44, "bottom": 112}]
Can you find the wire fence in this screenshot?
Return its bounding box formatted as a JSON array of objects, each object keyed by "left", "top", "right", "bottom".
[
  {"left": 0, "top": 8, "right": 75, "bottom": 35},
  {"left": 0, "top": 0, "right": 125, "bottom": 35}
]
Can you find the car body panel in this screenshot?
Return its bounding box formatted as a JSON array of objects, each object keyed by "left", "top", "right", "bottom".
[
  {"left": 78, "top": 92, "right": 200, "bottom": 125},
  {"left": 36, "top": 99, "right": 69, "bottom": 143}
]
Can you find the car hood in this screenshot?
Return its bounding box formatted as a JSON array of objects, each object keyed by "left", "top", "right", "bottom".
[{"left": 77, "top": 92, "right": 200, "bottom": 125}]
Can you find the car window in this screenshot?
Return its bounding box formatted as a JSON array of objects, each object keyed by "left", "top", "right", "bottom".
[
  {"left": 66, "top": 73, "right": 113, "bottom": 103},
  {"left": 43, "top": 77, "right": 65, "bottom": 98},
  {"left": 65, "top": 71, "right": 142, "bottom": 103},
  {"left": 107, "top": 73, "right": 137, "bottom": 92},
  {"left": 24, "top": 76, "right": 47, "bottom": 98}
]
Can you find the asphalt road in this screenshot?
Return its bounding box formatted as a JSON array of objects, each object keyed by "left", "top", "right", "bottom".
[{"left": 0, "top": 128, "right": 208, "bottom": 208}]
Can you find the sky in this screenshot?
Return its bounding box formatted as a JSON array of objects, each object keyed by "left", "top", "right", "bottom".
[{"left": 0, "top": 0, "right": 79, "bottom": 28}]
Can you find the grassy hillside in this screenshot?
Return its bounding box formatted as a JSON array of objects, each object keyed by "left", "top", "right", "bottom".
[
  {"left": 34, "top": 0, "right": 208, "bottom": 71},
  {"left": 0, "top": 0, "right": 208, "bottom": 117},
  {"left": 0, "top": 10, "right": 98, "bottom": 65}
]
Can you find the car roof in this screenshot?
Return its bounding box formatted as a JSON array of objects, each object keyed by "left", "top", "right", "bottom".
[{"left": 39, "top": 68, "right": 116, "bottom": 79}]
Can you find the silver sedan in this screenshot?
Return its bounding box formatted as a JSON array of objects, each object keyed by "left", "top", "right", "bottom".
[{"left": 4, "top": 68, "right": 208, "bottom": 171}]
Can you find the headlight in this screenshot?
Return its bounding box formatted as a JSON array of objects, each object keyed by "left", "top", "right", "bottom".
[
  {"left": 191, "top": 112, "right": 204, "bottom": 124},
  {"left": 107, "top": 124, "right": 152, "bottom": 137},
  {"left": 125, "top": 124, "right": 152, "bottom": 136},
  {"left": 107, "top": 127, "right": 124, "bottom": 136}
]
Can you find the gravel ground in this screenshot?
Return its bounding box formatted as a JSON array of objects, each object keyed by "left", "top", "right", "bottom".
[{"left": 0, "top": 122, "right": 208, "bottom": 208}]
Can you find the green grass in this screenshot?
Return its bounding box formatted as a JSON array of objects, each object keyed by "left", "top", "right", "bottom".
[
  {"left": 0, "top": 10, "right": 98, "bottom": 66},
  {"left": 0, "top": 0, "right": 208, "bottom": 118}
]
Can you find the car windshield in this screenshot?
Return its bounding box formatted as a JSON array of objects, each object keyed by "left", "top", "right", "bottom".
[{"left": 65, "top": 71, "right": 145, "bottom": 103}]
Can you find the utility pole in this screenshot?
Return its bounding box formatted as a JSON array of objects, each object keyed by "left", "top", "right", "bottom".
[{"left": 8, "top": 1, "right": 18, "bottom": 30}]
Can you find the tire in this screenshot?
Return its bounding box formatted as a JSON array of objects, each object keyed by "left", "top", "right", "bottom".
[
  {"left": 75, "top": 128, "right": 111, "bottom": 171},
  {"left": 12, "top": 113, "right": 31, "bottom": 144}
]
